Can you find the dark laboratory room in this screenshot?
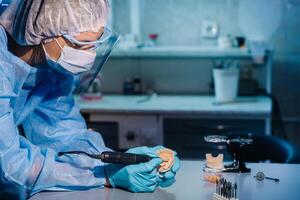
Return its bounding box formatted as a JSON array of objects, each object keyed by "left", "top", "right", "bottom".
[{"left": 0, "top": 0, "right": 299, "bottom": 200}]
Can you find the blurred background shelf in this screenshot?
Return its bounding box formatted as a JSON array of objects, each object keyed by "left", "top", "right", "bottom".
[
  {"left": 111, "top": 46, "right": 252, "bottom": 58},
  {"left": 76, "top": 95, "right": 271, "bottom": 117}
]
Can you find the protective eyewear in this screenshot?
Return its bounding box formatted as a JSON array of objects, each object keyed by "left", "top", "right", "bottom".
[
  {"left": 63, "top": 27, "right": 112, "bottom": 47},
  {"left": 74, "top": 32, "right": 120, "bottom": 94}
]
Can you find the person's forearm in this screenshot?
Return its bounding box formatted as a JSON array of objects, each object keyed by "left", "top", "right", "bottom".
[{"left": 30, "top": 149, "right": 107, "bottom": 195}]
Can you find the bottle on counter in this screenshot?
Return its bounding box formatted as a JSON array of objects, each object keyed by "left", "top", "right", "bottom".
[
  {"left": 123, "top": 77, "right": 134, "bottom": 95},
  {"left": 133, "top": 75, "right": 142, "bottom": 95},
  {"left": 80, "top": 76, "right": 102, "bottom": 101}
]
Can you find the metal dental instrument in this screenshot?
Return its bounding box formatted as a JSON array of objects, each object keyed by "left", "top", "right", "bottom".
[
  {"left": 204, "top": 135, "right": 253, "bottom": 145},
  {"left": 58, "top": 151, "right": 152, "bottom": 165},
  {"left": 137, "top": 91, "right": 157, "bottom": 104},
  {"left": 204, "top": 134, "right": 253, "bottom": 173},
  {"left": 254, "top": 172, "right": 280, "bottom": 182},
  {"left": 214, "top": 178, "right": 238, "bottom": 200},
  {"left": 234, "top": 183, "right": 237, "bottom": 198}
]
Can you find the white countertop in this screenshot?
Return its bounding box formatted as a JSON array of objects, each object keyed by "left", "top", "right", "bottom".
[
  {"left": 111, "top": 46, "right": 252, "bottom": 58},
  {"left": 30, "top": 161, "right": 300, "bottom": 200},
  {"left": 76, "top": 95, "right": 272, "bottom": 118}
]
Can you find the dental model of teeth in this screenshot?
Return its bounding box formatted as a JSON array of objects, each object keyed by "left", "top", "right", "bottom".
[
  {"left": 157, "top": 148, "right": 175, "bottom": 173},
  {"left": 206, "top": 153, "right": 224, "bottom": 170}
]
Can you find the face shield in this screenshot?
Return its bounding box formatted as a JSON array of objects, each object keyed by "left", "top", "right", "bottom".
[{"left": 72, "top": 30, "right": 120, "bottom": 94}]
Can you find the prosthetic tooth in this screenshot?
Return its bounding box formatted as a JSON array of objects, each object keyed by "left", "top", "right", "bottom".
[
  {"left": 206, "top": 153, "right": 224, "bottom": 169},
  {"left": 157, "top": 148, "right": 175, "bottom": 173}
]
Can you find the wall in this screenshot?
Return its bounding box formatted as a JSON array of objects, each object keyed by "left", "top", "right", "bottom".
[
  {"left": 112, "top": 0, "right": 242, "bottom": 46},
  {"left": 102, "top": 0, "right": 300, "bottom": 145}
]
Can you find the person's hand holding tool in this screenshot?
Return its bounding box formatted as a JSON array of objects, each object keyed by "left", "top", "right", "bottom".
[
  {"left": 127, "top": 146, "right": 181, "bottom": 188},
  {"left": 155, "top": 146, "right": 180, "bottom": 187},
  {"left": 104, "top": 146, "right": 162, "bottom": 192},
  {"left": 104, "top": 146, "right": 180, "bottom": 192}
]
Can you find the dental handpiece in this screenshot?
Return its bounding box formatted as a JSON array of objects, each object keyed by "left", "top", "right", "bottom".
[{"left": 58, "top": 151, "right": 152, "bottom": 165}]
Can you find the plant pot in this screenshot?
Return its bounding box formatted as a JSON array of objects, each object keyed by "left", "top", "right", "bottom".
[{"left": 213, "top": 68, "right": 240, "bottom": 102}]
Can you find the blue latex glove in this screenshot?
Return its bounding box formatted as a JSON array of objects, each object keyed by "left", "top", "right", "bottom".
[
  {"left": 141, "top": 146, "right": 181, "bottom": 187},
  {"left": 127, "top": 146, "right": 180, "bottom": 188},
  {"left": 105, "top": 151, "right": 162, "bottom": 192}
]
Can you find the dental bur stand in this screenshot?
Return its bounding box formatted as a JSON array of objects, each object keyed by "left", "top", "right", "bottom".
[{"left": 204, "top": 135, "right": 253, "bottom": 173}]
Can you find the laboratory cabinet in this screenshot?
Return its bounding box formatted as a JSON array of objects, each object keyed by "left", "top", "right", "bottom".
[
  {"left": 163, "top": 117, "right": 265, "bottom": 159},
  {"left": 83, "top": 119, "right": 119, "bottom": 151},
  {"left": 78, "top": 95, "right": 271, "bottom": 157},
  {"left": 83, "top": 113, "right": 162, "bottom": 151},
  {"left": 83, "top": 113, "right": 266, "bottom": 159}
]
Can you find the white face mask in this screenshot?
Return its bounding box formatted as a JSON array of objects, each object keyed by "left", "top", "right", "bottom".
[{"left": 43, "top": 39, "right": 96, "bottom": 74}]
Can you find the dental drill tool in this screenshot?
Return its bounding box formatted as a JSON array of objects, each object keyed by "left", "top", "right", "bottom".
[{"left": 58, "top": 151, "right": 152, "bottom": 165}]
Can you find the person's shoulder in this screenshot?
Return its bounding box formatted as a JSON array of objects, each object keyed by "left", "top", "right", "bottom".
[
  {"left": 0, "top": 25, "right": 8, "bottom": 47},
  {"left": 0, "top": 25, "right": 12, "bottom": 80},
  {"left": 0, "top": 25, "right": 9, "bottom": 66}
]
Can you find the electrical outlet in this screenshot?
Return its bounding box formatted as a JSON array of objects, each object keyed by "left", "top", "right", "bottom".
[{"left": 202, "top": 20, "right": 218, "bottom": 39}]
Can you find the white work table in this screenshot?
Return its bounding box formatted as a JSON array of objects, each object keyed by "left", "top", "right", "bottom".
[
  {"left": 76, "top": 95, "right": 272, "bottom": 118},
  {"left": 30, "top": 160, "right": 300, "bottom": 200}
]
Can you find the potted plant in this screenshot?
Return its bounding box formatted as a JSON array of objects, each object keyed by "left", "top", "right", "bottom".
[{"left": 212, "top": 59, "right": 240, "bottom": 103}]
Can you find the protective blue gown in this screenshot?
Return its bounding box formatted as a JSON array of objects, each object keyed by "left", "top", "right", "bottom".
[{"left": 0, "top": 25, "right": 110, "bottom": 199}]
